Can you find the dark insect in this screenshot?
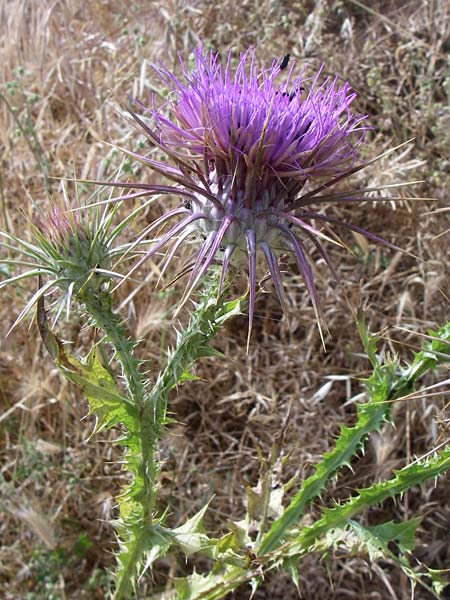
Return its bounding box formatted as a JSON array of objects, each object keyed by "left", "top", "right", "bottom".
[
  {"left": 280, "top": 91, "right": 296, "bottom": 102},
  {"left": 279, "top": 53, "right": 290, "bottom": 70}
]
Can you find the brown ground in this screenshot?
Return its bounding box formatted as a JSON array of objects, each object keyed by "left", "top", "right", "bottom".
[{"left": 0, "top": 1, "right": 449, "bottom": 599}]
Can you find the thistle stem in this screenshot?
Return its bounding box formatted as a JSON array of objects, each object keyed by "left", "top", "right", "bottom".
[
  {"left": 139, "top": 268, "right": 241, "bottom": 521},
  {"left": 80, "top": 271, "right": 243, "bottom": 598},
  {"left": 81, "top": 290, "right": 146, "bottom": 409}
]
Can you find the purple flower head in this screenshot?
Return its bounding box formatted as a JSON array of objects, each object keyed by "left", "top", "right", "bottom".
[
  {"left": 118, "top": 47, "right": 382, "bottom": 338},
  {"left": 156, "top": 48, "right": 365, "bottom": 181}
]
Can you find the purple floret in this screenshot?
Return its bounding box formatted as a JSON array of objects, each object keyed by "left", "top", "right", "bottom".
[
  {"left": 119, "top": 47, "right": 375, "bottom": 339},
  {"left": 154, "top": 48, "right": 366, "bottom": 180}
]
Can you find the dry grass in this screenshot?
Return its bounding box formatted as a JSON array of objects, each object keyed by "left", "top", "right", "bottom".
[{"left": 0, "top": 0, "right": 449, "bottom": 598}]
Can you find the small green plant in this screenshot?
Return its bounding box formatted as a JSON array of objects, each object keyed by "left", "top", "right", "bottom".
[{"left": 1, "top": 47, "right": 448, "bottom": 599}]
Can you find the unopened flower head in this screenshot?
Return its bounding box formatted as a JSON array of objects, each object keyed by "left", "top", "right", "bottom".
[
  {"left": 119, "top": 47, "right": 382, "bottom": 333},
  {"left": 35, "top": 204, "right": 112, "bottom": 298},
  {"left": 0, "top": 198, "right": 127, "bottom": 330}
]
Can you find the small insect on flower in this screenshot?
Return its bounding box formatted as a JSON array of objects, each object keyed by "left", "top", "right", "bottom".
[
  {"left": 106, "top": 46, "right": 401, "bottom": 343},
  {"left": 279, "top": 53, "right": 291, "bottom": 70}
]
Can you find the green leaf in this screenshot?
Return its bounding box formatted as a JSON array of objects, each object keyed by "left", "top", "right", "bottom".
[
  {"left": 369, "top": 517, "right": 422, "bottom": 554},
  {"left": 114, "top": 525, "right": 171, "bottom": 599},
  {"left": 62, "top": 348, "right": 137, "bottom": 434},
  {"left": 308, "top": 517, "right": 443, "bottom": 598},
  {"left": 173, "top": 565, "right": 250, "bottom": 600},
  {"left": 257, "top": 393, "right": 391, "bottom": 555},
  {"left": 214, "top": 521, "right": 251, "bottom": 561},
  {"left": 408, "top": 322, "right": 450, "bottom": 380},
  {"left": 174, "top": 571, "right": 228, "bottom": 600},
  {"left": 38, "top": 302, "right": 136, "bottom": 436},
  {"left": 314, "top": 517, "right": 421, "bottom": 562},
  {"left": 258, "top": 319, "right": 450, "bottom": 557},
  {"left": 165, "top": 502, "right": 214, "bottom": 557},
  {"left": 282, "top": 557, "right": 300, "bottom": 592},
  {"left": 286, "top": 445, "right": 450, "bottom": 558}
]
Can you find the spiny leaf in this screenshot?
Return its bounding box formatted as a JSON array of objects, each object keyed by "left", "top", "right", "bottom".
[
  {"left": 313, "top": 517, "right": 421, "bottom": 562},
  {"left": 286, "top": 445, "right": 450, "bottom": 557},
  {"left": 404, "top": 322, "right": 450, "bottom": 382},
  {"left": 166, "top": 530, "right": 213, "bottom": 559},
  {"left": 173, "top": 566, "right": 249, "bottom": 600},
  {"left": 174, "top": 571, "right": 228, "bottom": 599},
  {"left": 114, "top": 525, "right": 171, "bottom": 599},
  {"left": 257, "top": 318, "right": 450, "bottom": 557},
  {"left": 164, "top": 501, "right": 215, "bottom": 557},
  {"left": 215, "top": 521, "right": 252, "bottom": 559},
  {"left": 309, "top": 518, "right": 442, "bottom": 599},
  {"left": 81, "top": 291, "right": 146, "bottom": 409},
  {"left": 257, "top": 392, "right": 391, "bottom": 555},
  {"left": 62, "top": 348, "right": 137, "bottom": 433},
  {"left": 369, "top": 517, "right": 422, "bottom": 554},
  {"left": 37, "top": 300, "right": 136, "bottom": 434},
  {"left": 282, "top": 557, "right": 300, "bottom": 592}
]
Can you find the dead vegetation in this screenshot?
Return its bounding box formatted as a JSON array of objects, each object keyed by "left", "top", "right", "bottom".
[{"left": 0, "top": 0, "right": 449, "bottom": 598}]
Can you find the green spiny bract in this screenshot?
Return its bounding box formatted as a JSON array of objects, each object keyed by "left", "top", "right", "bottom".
[
  {"left": 0, "top": 198, "right": 131, "bottom": 329},
  {"left": 37, "top": 206, "right": 112, "bottom": 297}
]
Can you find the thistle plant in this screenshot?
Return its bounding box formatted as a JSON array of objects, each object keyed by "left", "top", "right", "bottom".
[{"left": 1, "top": 47, "right": 449, "bottom": 599}]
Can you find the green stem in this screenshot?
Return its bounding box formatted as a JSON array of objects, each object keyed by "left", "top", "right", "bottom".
[
  {"left": 82, "top": 290, "right": 146, "bottom": 409},
  {"left": 80, "top": 289, "right": 162, "bottom": 598},
  {"left": 113, "top": 529, "right": 148, "bottom": 599},
  {"left": 139, "top": 273, "right": 243, "bottom": 522},
  {"left": 80, "top": 270, "right": 244, "bottom": 598},
  {"left": 81, "top": 290, "right": 156, "bottom": 554}
]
